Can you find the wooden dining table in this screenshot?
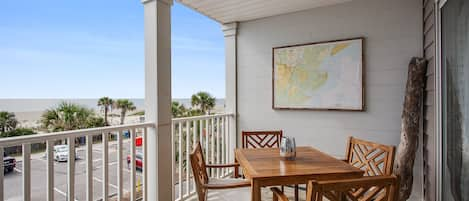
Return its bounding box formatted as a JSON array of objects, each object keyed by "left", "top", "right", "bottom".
[{"left": 235, "top": 146, "right": 364, "bottom": 201}]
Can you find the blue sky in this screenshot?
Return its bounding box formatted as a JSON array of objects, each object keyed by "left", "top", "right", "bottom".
[{"left": 0, "top": 0, "right": 225, "bottom": 99}]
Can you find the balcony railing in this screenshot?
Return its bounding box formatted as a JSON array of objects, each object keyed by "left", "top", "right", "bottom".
[
  {"left": 172, "top": 113, "right": 235, "bottom": 201},
  {"left": 0, "top": 113, "right": 235, "bottom": 201},
  {"left": 0, "top": 122, "right": 155, "bottom": 201}
]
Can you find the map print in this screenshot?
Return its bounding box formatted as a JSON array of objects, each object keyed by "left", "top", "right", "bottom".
[{"left": 273, "top": 38, "right": 363, "bottom": 110}]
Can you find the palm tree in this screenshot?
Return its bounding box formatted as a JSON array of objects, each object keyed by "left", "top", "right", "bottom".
[
  {"left": 172, "top": 101, "right": 187, "bottom": 118},
  {"left": 41, "top": 102, "right": 98, "bottom": 132},
  {"left": 191, "top": 91, "right": 216, "bottom": 114},
  {"left": 115, "top": 99, "right": 136, "bottom": 125},
  {"left": 0, "top": 111, "right": 18, "bottom": 133},
  {"left": 97, "top": 97, "right": 114, "bottom": 126}
]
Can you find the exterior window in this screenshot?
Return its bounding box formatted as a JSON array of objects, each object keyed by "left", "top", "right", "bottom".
[{"left": 441, "top": 0, "right": 469, "bottom": 200}]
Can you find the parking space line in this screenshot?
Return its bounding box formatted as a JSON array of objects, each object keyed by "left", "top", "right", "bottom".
[{"left": 54, "top": 187, "right": 79, "bottom": 201}]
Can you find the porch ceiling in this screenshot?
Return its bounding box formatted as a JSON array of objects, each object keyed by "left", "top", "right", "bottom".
[{"left": 177, "top": 0, "right": 352, "bottom": 24}]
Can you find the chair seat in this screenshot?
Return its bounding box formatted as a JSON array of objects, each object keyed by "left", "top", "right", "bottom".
[
  {"left": 208, "top": 178, "right": 250, "bottom": 185},
  {"left": 206, "top": 186, "right": 251, "bottom": 201}
]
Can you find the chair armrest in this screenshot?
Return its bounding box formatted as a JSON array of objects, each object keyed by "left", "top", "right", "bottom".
[
  {"left": 202, "top": 180, "right": 251, "bottom": 189},
  {"left": 206, "top": 163, "right": 240, "bottom": 168},
  {"left": 270, "top": 187, "right": 290, "bottom": 201}
]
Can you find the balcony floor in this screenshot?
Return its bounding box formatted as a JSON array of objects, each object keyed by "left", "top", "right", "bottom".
[{"left": 186, "top": 186, "right": 307, "bottom": 201}]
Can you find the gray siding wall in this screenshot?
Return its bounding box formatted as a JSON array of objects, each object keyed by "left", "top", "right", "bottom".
[
  {"left": 423, "top": 0, "right": 437, "bottom": 200},
  {"left": 236, "top": 0, "right": 424, "bottom": 199}
]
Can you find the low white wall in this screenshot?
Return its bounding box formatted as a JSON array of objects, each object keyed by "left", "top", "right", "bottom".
[{"left": 236, "top": 0, "right": 423, "bottom": 199}]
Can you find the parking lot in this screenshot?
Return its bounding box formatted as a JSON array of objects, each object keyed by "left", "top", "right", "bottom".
[{"left": 4, "top": 140, "right": 143, "bottom": 201}]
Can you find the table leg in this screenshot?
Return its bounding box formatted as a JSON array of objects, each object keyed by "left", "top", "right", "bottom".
[
  {"left": 251, "top": 179, "right": 261, "bottom": 201},
  {"left": 294, "top": 184, "right": 299, "bottom": 201}
]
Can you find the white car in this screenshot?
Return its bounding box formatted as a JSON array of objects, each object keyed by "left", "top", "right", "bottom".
[{"left": 54, "top": 145, "right": 77, "bottom": 162}]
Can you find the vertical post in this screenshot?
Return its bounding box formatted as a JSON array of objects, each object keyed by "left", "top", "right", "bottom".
[
  {"left": 142, "top": 0, "right": 173, "bottom": 200},
  {"left": 23, "top": 143, "right": 31, "bottom": 201},
  {"left": 178, "top": 122, "right": 182, "bottom": 197},
  {"left": 86, "top": 135, "right": 93, "bottom": 201},
  {"left": 143, "top": 128, "right": 148, "bottom": 201},
  {"left": 117, "top": 131, "right": 124, "bottom": 201},
  {"left": 67, "top": 138, "right": 75, "bottom": 201},
  {"left": 0, "top": 147, "right": 3, "bottom": 201},
  {"left": 222, "top": 22, "right": 238, "bottom": 163},
  {"left": 130, "top": 129, "right": 137, "bottom": 201},
  {"left": 102, "top": 133, "right": 109, "bottom": 201},
  {"left": 46, "top": 140, "right": 54, "bottom": 201},
  {"left": 185, "top": 121, "right": 190, "bottom": 195}
]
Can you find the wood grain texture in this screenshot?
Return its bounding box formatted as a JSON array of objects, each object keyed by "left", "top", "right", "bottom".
[
  {"left": 270, "top": 175, "right": 398, "bottom": 201},
  {"left": 236, "top": 146, "right": 364, "bottom": 201},
  {"left": 394, "top": 58, "right": 428, "bottom": 201},
  {"left": 345, "top": 136, "right": 396, "bottom": 176},
  {"left": 190, "top": 142, "right": 251, "bottom": 201},
  {"left": 242, "top": 130, "right": 283, "bottom": 148}
]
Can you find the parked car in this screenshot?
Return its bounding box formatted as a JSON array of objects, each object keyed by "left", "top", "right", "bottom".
[
  {"left": 127, "top": 152, "right": 143, "bottom": 170},
  {"left": 3, "top": 152, "right": 16, "bottom": 173},
  {"left": 54, "top": 145, "right": 77, "bottom": 162}
]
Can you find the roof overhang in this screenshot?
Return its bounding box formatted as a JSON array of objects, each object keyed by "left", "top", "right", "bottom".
[{"left": 177, "top": 0, "right": 353, "bottom": 24}]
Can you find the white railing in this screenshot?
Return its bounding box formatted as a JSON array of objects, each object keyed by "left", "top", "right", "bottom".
[
  {"left": 172, "top": 113, "right": 236, "bottom": 201},
  {"left": 0, "top": 122, "right": 155, "bottom": 201}
]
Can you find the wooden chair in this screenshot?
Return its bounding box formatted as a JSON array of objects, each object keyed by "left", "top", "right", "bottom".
[
  {"left": 190, "top": 142, "right": 251, "bottom": 201},
  {"left": 344, "top": 137, "right": 396, "bottom": 176},
  {"left": 242, "top": 130, "right": 283, "bottom": 148},
  {"left": 241, "top": 130, "right": 301, "bottom": 200},
  {"left": 270, "top": 175, "right": 399, "bottom": 201}
]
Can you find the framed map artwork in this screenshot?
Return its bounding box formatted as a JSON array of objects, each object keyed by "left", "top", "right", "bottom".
[{"left": 272, "top": 38, "right": 364, "bottom": 110}]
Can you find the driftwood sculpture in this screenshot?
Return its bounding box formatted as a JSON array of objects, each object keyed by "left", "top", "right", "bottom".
[{"left": 394, "top": 57, "right": 427, "bottom": 201}]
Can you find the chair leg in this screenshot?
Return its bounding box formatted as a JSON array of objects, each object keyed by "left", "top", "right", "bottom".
[
  {"left": 281, "top": 185, "right": 284, "bottom": 192},
  {"left": 234, "top": 158, "right": 239, "bottom": 178},
  {"left": 294, "top": 185, "right": 299, "bottom": 201}
]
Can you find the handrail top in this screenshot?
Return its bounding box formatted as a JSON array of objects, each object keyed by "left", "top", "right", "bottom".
[
  {"left": 0, "top": 122, "right": 155, "bottom": 147},
  {"left": 172, "top": 113, "right": 234, "bottom": 123}
]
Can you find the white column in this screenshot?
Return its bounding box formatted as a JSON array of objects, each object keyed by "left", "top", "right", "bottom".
[
  {"left": 222, "top": 22, "right": 238, "bottom": 162},
  {"left": 142, "top": 0, "right": 173, "bottom": 200}
]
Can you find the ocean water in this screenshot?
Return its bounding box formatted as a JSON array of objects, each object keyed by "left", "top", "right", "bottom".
[{"left": 0, "top": 98, "right": 225, "bottom": 112}]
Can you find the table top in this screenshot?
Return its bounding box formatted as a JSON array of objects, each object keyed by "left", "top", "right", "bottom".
[{"left": 235, "top": 146, "right": 364, "bottom": 180}]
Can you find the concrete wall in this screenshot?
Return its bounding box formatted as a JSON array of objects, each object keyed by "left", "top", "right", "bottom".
[{"left": 236, "top": 0, "right": 423, "bottom": 199}]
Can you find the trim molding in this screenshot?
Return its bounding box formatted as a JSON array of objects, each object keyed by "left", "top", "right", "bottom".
[
  {"left": 222, "top": 22, "right": 238, "bottom": 37},
  {"left": 141, "top": 0, "right": 173, "bottom": 6},
  {"left": 434, "top": 0, "right": 445, "bottom": 200}
]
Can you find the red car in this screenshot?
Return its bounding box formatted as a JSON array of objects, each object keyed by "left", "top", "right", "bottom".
[{"left": 127, "top": 152, "right": 143, "bottom": 170}]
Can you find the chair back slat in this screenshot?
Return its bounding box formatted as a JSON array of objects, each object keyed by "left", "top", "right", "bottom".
[
  {"left": 345, "top": 137, "right": 396, "bottom": 176},
  {"left": 242, "top": 130, "right": 283, "bottom": 148},
  {"left": 308, "top": 176, "right": 398, "bottom": 201},
  {"left": 190, "top": 142, "right": 209, "bottom": 201}
]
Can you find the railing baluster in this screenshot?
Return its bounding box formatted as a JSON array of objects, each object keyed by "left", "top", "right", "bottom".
[
  {"left": 102, "top": 133, "right": 109, "bottom": 201},
  {"left": 221, "top": 117, "right": 225, "bottom": 177},
  {"left": 67, "top": 138, "right": 75, "bottom": 201},
  {"left": 46, "top": 140, "right": 54, "bottom": 201},
  {"left": 216, "top": 117, "right": 220, "bottom": 178},
  {"left": 86, "top": 135, "right": 93, "bottom": 201},
  {"left": 23, "top": 143, "right": 31, "bottom": 201},
  {"left": 130, "top": 129, "right": 136, "bottom": 201},
  {"left": 205, "top": 118, "right": 209, "bottom": 173},
  {"left": 171, "top": 123, "right": 176, "bottom": 200},
  {"left": 211, "top": 118, "right": 215, "bottom": 178},
  {"left": 143, "top": 128, "right": 148, "bottom": 201},
  {"left": 117, "top": 131, "right": 123, "bottom": 201},
  {"left": 0, "top": 147, "right": 4, "bottom": 201},
  {"left": 225, "top": 116, "right": 229, "bottom": 165},
  {"left": 192, "top": 120, "right": 197, "bottom": 193},
  {"left": 199, "top": 120, "right": 202, "bottom": 146},
  {"left": 185, "top": 121, "right": 190, "bottom": 196},
  {"left": 178, "top": 122, "right": 182, "bottom": 199}
]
